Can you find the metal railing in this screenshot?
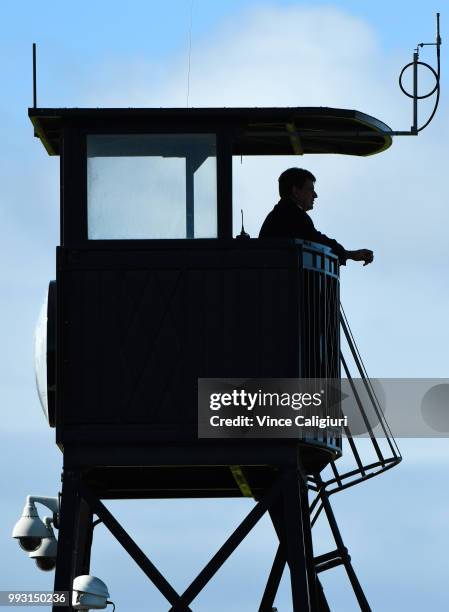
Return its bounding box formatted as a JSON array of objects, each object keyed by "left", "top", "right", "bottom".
[{"left": 308, "top": 305, "right": 401, "bottom": 523}]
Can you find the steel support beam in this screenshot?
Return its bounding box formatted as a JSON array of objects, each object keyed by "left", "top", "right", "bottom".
[
  {"left": 52, "top": 462, "right": 370, "bottom": 612},
  {"left": 52, "top": 471, "right": 84, "bottom": 612},
  {"left": 79, "top": 482, "right": 191, "bottom": 610},
  {"left": 319, "top": 487, "right": 372, "bottom": 612},
  {"left": 169, "top": 473, "right": 285, "bottom": 610},
  {"left": 259, "top": 545, "right": 286, "bottom": 612}
]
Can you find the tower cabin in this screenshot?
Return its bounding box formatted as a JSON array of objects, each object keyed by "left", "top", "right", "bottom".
[{"left": 32, "top": 106, "right": 392, "bottom": 498}]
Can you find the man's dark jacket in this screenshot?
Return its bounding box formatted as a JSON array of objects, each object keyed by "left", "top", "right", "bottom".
[{"left": 259, "top": 197, "right": 347, "bottom": 264}]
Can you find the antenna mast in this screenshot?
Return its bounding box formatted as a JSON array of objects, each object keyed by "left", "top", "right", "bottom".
[
  {"left": 32, "top": 43, "right": 37, "bottom": 108},
  {"left": 398, "top": 12, "right": 442, "bottom": 134}
]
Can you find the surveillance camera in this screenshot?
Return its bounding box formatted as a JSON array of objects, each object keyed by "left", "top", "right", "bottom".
[
  {"left": 12, "top": 496, "right": 59, "bottom": 555},
  {"left": 72, "top": 575, "right": 110, "bottom": 610},
  {"left": 36, "top": 557, "right": 57, "bottom": 571},
  {"left": 12, "top": 501, "right": 51, "bottom": 552},
  {"left": 29, "top": 517, "right": 57, "bottom": 571},
  {"left": 18, "top": 536, "right": 43, "bottom": 552},
  {"left": 12, "top": 495, "right": 59, "bottom": 552}
]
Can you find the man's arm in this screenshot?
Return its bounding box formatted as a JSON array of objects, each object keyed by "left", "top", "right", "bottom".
[
  {"left": 307, "top": 228, "right": 347, "bottom": 265},
  {"left": 310, "top": 232, "right": 374, "bottom": 267},
  {"left": 259, "top": 207, "right": 374, "bottom": 266}
]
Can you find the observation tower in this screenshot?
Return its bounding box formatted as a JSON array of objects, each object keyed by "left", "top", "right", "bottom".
[
  {"left": 32, "top": 105, "right": 399, "bottom": 612},
  {"left": 26, "top": 14, "right": 442, "bottom": 611}
]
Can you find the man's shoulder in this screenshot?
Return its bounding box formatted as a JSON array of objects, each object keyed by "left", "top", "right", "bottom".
[
  {"left": 259, "top": 199, "right": 311, "bottom": 238},
  {"left": 265, "top": 199, "right": 302, "bottom": 222},
  {"left": 259, "top": 202, "right": 287, "bottom": 237}
]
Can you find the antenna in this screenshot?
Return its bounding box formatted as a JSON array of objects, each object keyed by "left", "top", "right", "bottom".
[
  {"left": 285, "top": 13, "right": 442, "bottom": 141},
  {"left": 236, "top": 209, "right": 250, "bottom": 239},
  {"left": 32, "top": 43, "right": 37, "bottom": 108},
  {"left": 186, "top": 0, "right": 194, "bottom": 107},
  {"left": 398, "top": 12, "right": 442, "bottom": 134}
]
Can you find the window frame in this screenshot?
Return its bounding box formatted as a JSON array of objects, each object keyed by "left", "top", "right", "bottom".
[{"left": 61, "top": 122, "right": 233, "bottom": 246}]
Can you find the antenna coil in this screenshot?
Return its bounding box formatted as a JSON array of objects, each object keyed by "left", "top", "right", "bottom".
[
  {"left": 398, "top": 61, "right": 439, "bottom": 100},
  {"left": 396, "top": 12, "right": 442, "bottom": 134}
]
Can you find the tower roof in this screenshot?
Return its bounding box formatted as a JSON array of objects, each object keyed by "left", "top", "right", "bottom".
[{"left": 29, "top": 106, "right": 392, "bottom": 157}]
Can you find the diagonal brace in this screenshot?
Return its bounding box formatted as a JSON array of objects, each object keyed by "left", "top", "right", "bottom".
[
  {"left": 258, "top": 544, "right": 286, "bottom": 612},
  {"left": 169, "top": 472, "right": 286, "bottom": 611},
  {"left": 79, "top": 482, "right": 192, "bottom": 611}
]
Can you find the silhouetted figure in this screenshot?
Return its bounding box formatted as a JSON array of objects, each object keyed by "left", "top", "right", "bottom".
[{"left": 259, "top": 168, "right": 373, "bottom": 266}]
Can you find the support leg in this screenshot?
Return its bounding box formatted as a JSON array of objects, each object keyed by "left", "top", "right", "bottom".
[
  {"left": 73, "top": 498, "right": 93, "bottom": 576},
  {"left": 52, "top": 471, "right": 81, "bottom": 612},
  {"left": 283, "top": 472, "right": 318, "bottom": 612},
  {"left": 269, "top": 471, "right": 317, "bottom": 612}
]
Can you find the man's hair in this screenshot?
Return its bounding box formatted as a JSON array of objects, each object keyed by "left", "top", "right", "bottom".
[{"left": 278, "top": 168, "right": 316, "bottom": 198}]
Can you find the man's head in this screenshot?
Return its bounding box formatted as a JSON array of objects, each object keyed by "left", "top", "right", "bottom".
[{"left": 278, "top": 167, "right": 317, "bottom": 212}]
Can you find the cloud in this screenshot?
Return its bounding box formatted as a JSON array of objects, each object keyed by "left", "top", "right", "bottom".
[{"left": 83, "top": 5, "right": 389, "bottom": 111}]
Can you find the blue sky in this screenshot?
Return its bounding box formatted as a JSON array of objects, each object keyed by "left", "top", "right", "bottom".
[{"left": 1, "top": 1, "right": 449, "bottom": 610}]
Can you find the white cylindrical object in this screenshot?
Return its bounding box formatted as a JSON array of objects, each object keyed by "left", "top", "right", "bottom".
[{"left": 72, "top": 576, "right": 109, "bottom": 610}]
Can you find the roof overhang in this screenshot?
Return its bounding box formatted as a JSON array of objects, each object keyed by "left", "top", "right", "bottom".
[{"left": 29, "top": 106, "right": 393, "bottom": 157}]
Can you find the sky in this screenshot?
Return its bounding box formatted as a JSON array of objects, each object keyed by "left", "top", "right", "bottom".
[{"left": 1, "top": 1, "right": 448, "bottom": 610}]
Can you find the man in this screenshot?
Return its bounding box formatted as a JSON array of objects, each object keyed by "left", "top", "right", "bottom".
[{"left": 259, "top": 168, "right": 373, "bottom": 266}]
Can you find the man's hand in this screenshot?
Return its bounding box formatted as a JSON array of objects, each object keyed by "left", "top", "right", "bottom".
[{"left": 346, "top": 249, "right": 374, "bottom": 266}]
